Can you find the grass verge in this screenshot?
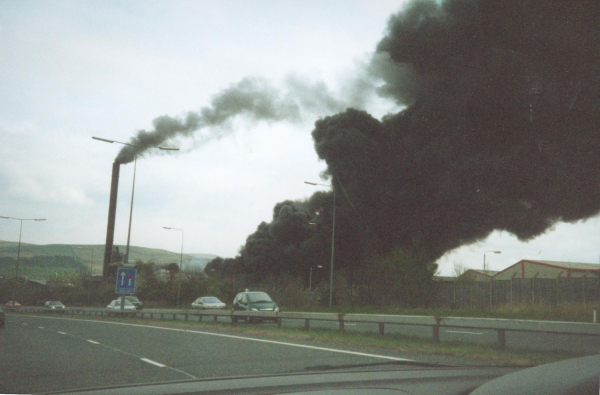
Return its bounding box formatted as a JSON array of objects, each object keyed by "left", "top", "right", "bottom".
[{"left": 13, "top": 311, "right": 583, "bottom": 368}]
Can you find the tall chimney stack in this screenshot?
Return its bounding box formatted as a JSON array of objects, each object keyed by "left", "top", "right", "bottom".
[{"left": 103, "top": 162, "right": 120, "bottom": 278}]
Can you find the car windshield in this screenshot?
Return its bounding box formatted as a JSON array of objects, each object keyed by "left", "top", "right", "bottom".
[
  {"left": 247, "top": 293, "right": 272, "bottom": 303},
  {"left": 1, "top": 1, "right": 597, "bottom": 394}
]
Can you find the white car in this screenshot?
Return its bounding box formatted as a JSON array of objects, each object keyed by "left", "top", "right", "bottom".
[
  {"left": 191, "top": 296, "right": 226, "bottom": 310},
  {"left": 106, "top": 299, "right": 136, "bottom": 310}
]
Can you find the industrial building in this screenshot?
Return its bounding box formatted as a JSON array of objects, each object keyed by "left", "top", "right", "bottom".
[
  {"left": 458, "top": 269, "right": 498, "bottom": 282},
  {"left": 494, "top": 260, "right": 600, "bottom": 280}
]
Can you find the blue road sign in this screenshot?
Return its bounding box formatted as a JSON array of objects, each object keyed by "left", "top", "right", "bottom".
[{"left": 115, "top": 268, "right": 137, "bottom": 294}]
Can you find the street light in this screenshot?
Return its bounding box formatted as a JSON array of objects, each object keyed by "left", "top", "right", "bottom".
[
  {"left": 1, "top": 216, "right": 46, "bottom": 303},
  {"left": 93, "top": 136, "right": 179, "bottom": 266},
  {"left": 304, "top": 180, "right": 336, "bottom": 309},
  {"left": 309, "top": 265, "right": 323, "bottom": 291},
  {"left": 483, "top": 250, "right": 501, "bottom": 271},
  {"left": 77, "top": 246, "right": 94, "bottom": 305},
  {"left": 163, "top": 227, "right": 184, "bottom": 306}
]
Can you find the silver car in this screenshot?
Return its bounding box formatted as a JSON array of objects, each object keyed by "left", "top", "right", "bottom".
[
  {"left": 191, "top": 296, "right": 226, "bottom": 310},
  {"left": 106, "top": 300, "right": 136, "bottom": 310}
]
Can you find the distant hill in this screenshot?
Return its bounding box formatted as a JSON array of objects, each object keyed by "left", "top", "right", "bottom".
[{"left": 0, "top": 240, "right": 217, "bottom": 277}]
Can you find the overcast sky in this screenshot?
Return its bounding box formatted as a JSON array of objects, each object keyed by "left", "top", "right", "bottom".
[{"left": 2, "top": 0, "right": 600, "bottom": 276}]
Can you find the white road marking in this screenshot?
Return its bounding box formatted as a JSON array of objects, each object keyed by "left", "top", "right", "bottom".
[
  {"left": 141, "top": 358, "right": 166, "bottom": 367},
  {"left": 22, "top": 323, "right": 27, "bottom": 325},
  {"left": 38, "top": 326, "right": 44, "bottom": 329},
  {"left": 13, "top": 315, "right": 197, "bottom": 379},
  {"left": 446, "top": 330, "right": 483, "bottom": 335},
  {"left": 23, "top": 315, "right": 413, "bottom": 362}
]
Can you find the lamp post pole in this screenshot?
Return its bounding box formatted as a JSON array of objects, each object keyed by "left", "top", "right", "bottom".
[
  {"left": 123, "top": 156, "right": 137, "bottom": 266},
  {"left": 163, "top": 227, "right": 184, "bottom": 306},
  {"left": 305, "top": 181, "right": 336, "bottom": 309},
  {"left": 0, "top": 216, "right": 46, "bottom": 304},
  {"left": 93, "top": 136, "right": 178, "bottom": 310},
  {"left": 483, "top": 250, "right": 501, "bottom": 271}
]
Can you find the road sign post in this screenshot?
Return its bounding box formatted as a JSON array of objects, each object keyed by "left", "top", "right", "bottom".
[{"left": 115, "top": 268, "right": 137, "bottom": 309}]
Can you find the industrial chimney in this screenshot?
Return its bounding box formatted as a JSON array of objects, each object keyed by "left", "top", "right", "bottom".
[{"left": 102, "top": 162, "right": 120, "bottom": 278}]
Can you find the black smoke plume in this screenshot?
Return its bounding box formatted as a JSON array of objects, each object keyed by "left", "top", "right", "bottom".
[
  {"left": 115, "top": 75, "right": 369, "bottom": 164},
  {"left": 312, "top": 0, "right": 600, "bottom": 261}
]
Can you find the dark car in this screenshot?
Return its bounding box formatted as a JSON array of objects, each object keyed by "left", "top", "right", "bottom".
[
  {"left": 44, "top": 301, "right": 66, "bottom": 310},
  {"left": 232, "top": 291, "right": 279, "bottom": 323},
  {"left": 0, "top": 306, "right": 4, "bottom": 329},
  {"left": 116, "top": 296, "right": 143, "bottom": 310}
]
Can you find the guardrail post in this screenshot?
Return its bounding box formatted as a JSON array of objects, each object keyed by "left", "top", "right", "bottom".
[
  {"left": 184, "top": 313, "right": 188, "bottom": 321},
  {"left": 172, "top": 313, "right": 176, "bottom": 320},
  {"left": 379, "top": 322, "right": 385, "bottom": 336},
  {"left": 304, "top": 319, "right": 310, "bottom": 330},
  {"left": 214, "top": 315, "right": 218, "bottom": 322},
  {"left": 199, "top": 314, "right": 203, "bottom": 322},
  {"left": 277, "top": 317, "right": 282, "bottom": 328},
  {"left": 593, "top": 306, "right": 597, "bottom": 324},
  {"left": 338, "top": 313, "right": 345, "bottom": 331},
  {"left": 433, "top": 317, "right": 441, "bottom": 343},
  {"left": 498, "top": 329, "right": 506, "bottom": 348}
]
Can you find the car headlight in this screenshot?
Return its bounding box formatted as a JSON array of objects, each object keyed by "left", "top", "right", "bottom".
[
  {"left": 250, "top": 308, "right": 258, "bottom": 311},
  {"left": 274, "top": 307, "right": 280, "bottom": 312}
]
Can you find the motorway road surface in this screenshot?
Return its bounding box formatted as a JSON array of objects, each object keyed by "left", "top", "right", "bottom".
[{"left": 1, "top": 313, "right": 438, "bottom": 394}]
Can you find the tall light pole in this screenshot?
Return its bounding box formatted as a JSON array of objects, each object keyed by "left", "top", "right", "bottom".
[
  {"left": 163, "top": 227, "right": 184, "bottom": 306},
  {"left": 1, "top": 216, "right": 46, "bottom": 303},
  {"left": 77, "top": 246, "right": 94, "bottom": 305},
  {"left": 304, "top": 181, "right": 336, "bottom": 309},
  {"left": 93, "top": 136, "right": 178, "bottom": 266},
  {"left": 483, "top": 250, "right": 501, "bottom": 271},
  {"left": 309, "top": 265, "right": 323, "bottom": 291}
]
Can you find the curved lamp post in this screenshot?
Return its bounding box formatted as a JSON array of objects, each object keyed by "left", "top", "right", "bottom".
[
  {"left": 304, "top": 181, "right": 336, "bottom": 309},
  {"left": 0, "top": 216, "right": 46, "bottom": 303},
  {"left": 92, "top": 136, "right": 178, "bottom": 266},
  {"left": 483, "top": 250, "right": 501, "bottom": 271}
]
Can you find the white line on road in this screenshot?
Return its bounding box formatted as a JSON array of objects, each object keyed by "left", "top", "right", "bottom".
[
  {"left": 446, "top": 330, "right": 483, "bottom": 335},
  {"left": 23, "top": 315, "right": 413, "bottom": 362},
  {"left": 87, "top": 340, "right": 100, "bottom": 344},
  {"left": 141, "top": 358, "right": 166, "bottom": 367},
  {"left": 38, "top": 326, "right": 44, "bottom": 329},
  {"left": 22, "top": 323, "right": 27, "bottom": 325},
  {"left": 58, "top": 331, "right": 66, "bottom": 335}
]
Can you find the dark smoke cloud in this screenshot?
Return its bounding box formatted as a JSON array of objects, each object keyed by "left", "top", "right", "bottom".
[
  {"left": 116, "top": 75, "right": 370, "bottom": 164},
  {"left": 312, "top": 0, "right": 600, "bottom": 261}
]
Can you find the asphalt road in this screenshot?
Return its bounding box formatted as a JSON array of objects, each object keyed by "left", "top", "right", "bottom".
[{"left": 1, "top": 313, "right": 421, "bottom": 394}]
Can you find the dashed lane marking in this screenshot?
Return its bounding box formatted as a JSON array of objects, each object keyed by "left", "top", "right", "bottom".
[{"left": 141, "top": 358, "right": 166, "bottom": 367}]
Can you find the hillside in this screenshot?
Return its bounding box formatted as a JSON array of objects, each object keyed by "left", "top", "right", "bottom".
[{"left": 0, "top": 240, "right": 217, "bottom": 278}]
